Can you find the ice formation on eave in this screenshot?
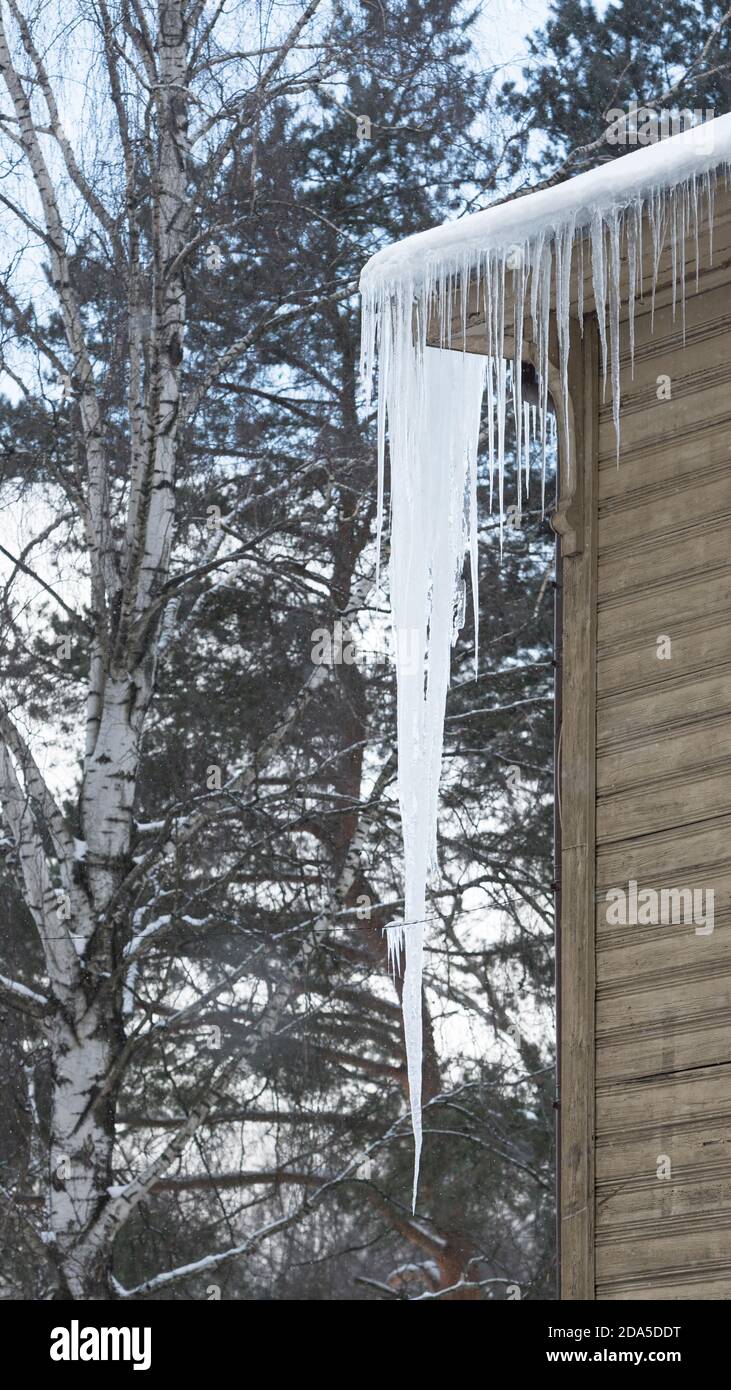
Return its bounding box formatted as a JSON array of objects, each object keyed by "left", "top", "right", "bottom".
[{"left": 359, "top": 114, "right": 731, "bottom": 1208}]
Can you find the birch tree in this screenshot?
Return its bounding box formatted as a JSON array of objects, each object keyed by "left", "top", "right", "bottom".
[{"left": 0, "top": 0, "right": 352, "bottom": 1300}]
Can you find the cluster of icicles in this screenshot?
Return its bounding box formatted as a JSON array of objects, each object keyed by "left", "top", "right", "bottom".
[{"left": 359, "top": 165, "right": 725, "bottom": 1208}]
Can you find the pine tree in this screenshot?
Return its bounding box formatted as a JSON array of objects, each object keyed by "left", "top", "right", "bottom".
[{"left": 500, "top": 0, "right": 731, "bottom": 181}]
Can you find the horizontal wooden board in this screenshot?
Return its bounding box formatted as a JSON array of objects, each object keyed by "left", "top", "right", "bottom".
[
  {"left": 598, "top": 814, "right": 731, "bottom": 887},
  {"left": 597, "top": 1171, "right": 731, "bottom": 1235},
  {"left": 597, "top": 767, "right": 731, "bottom": 843},
  {"left": 599, "top": 410, "right": 731, "bottom": 502},
  {"left": 597, "top": 962, "right": 731, "bottom": 1035},
  {"left": 597, "top": 566, "right": 731, "bottom": 647},
  {"left": 596, "top": 910, "right": 731, "bottom": 991},
  {"left": 599, "top": 707, "right": 731, "bottom": 773},
  {"left": 599, "top": 463, "right": 731, "bottom": 558},
  {"left": 597, "top": 1122, "right": 731, "bottom": 1185},
  {"left": 598, "top": 1272, "right": 731, "bottom": 1299},
  {"left": 596, "top": 1013, "right": 731, "bottom": 1085},
  {"left": 597, "top": 664, "right": 731, "bottom": 742},
  {"left": 596, "top": 1216, "right": 731, "bottom": 1289},
  {"left": 597, "top": 943, "right": 731, "bottom": 1006},
  {"left": 597, "top": 613, "right": 731, "bottom": 698}
]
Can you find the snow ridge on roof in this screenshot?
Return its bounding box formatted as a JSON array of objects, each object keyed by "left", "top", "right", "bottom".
[{"left": 360, "top": 112, "right": 731, "bottom": 288}]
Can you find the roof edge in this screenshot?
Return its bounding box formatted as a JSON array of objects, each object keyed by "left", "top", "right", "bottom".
[{"left": 360, "top": 112, "right": 731, "bottom": 291}]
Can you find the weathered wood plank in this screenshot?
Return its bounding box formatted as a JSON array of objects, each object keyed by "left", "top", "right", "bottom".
[
  {"left": 596, "top": 1212, "right": 731, "bottom": 1286},
  {"left": 598, "top": 813, "right": 731, "bottom": 886},
  {"left": 597, "top": 769, "right": 731, "bottom": 843},
  {"left": 597, "top": 567, "right": 731, "bottom": 646},
  {"left": 597, "top": 665, "right": 731, "bottom": 740},
  {"left": 597, "top": 1061, "right": 731, "bottom": 1130},
  {"left": 597, "top": 615, "right": 731, "bottom": 697},
  {"left": 599, "top": 1273, "right": 731, "bottom": 1299},
  {"left": 596, "top": 1016, "right": 731, "bottom": 1085},
  {"left": 599, "top": 465, "right": 731, "bottom": 556}
]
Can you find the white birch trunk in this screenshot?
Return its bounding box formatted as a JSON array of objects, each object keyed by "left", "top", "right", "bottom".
[
  {"left": 47, "top": 674, "right": 144, "bottom": 1295},
  {"left": 43, "top": 0, "right": 190, "bottom": 1299},
  {"left": 48, "top": 1011, "right": 116, "bottom": 1298}
]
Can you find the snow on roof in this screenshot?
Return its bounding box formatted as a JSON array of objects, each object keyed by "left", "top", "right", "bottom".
[{"left": 361, "top": 113, "right": 731, "bottom": 290}]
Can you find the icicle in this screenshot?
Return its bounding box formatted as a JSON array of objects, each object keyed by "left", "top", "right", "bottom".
[
  {"left": 649, "top": 186, "right": 667, "bottom": 331},
  {"left": 680, "top": 181, "right": 688, "bottom": 342},
  {"left": 670, "top": 190, "right": 678, "bottom": 319},
  {"left": 590, "top": 208, "right": 608, "bottom": 396},
  {"left": 374, "top": 325, "right": 389, "bottom": 591},
  {"left": 467, "top": 391, "right": 480, "bottom": 676},
  {"left": 627, "top": 204, "right": 638, "bottom": 376},
  {"left": 576, "top": 229, "right": 585, "bottom": 333},
  {"left": 528, "top": 397, "right": 533, "bottom": 500},
  {"left": 556, "top": 215, "right": 576, "bottom": 464},
  {"left": 485, "top": 353, "right": 495, "bottom": 511},
  {"left": 608, "top": 210, "right": 622, "bottom": 457},
  {"left": 637, "top": 194, "right": 644, "bottom": 305},
  {"left": 511, "top": 247, "right": 525, "bottom": 520},
  {"left": 385, "top": 923, "right": 404, "bottom": 976},
  {"left": 379, "top": 343, "right": 485, "bottom": 1207},
  {"left": 706, "top": 169, "right": 716, "bottom": 265},
  {"left": 691, "top": 172, "right": 700, "bottom": 290}
]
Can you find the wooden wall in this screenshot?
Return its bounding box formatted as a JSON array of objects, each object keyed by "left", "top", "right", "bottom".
[{"left": 587, "top": 189, "right": 731, "bottom": 1301}]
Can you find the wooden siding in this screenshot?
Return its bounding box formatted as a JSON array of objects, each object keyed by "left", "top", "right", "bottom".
[{"left": 593, "top": 220, "right": 731, "bottom": 1300}]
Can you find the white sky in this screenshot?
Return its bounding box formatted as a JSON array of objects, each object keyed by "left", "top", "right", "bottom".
[{"left": 478, "top": 0, "right": 550, "bottom": 77}]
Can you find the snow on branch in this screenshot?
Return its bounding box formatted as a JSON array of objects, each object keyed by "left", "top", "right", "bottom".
[{"left": 0, "top": 971, "right": 49, "bottom": 1018}]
